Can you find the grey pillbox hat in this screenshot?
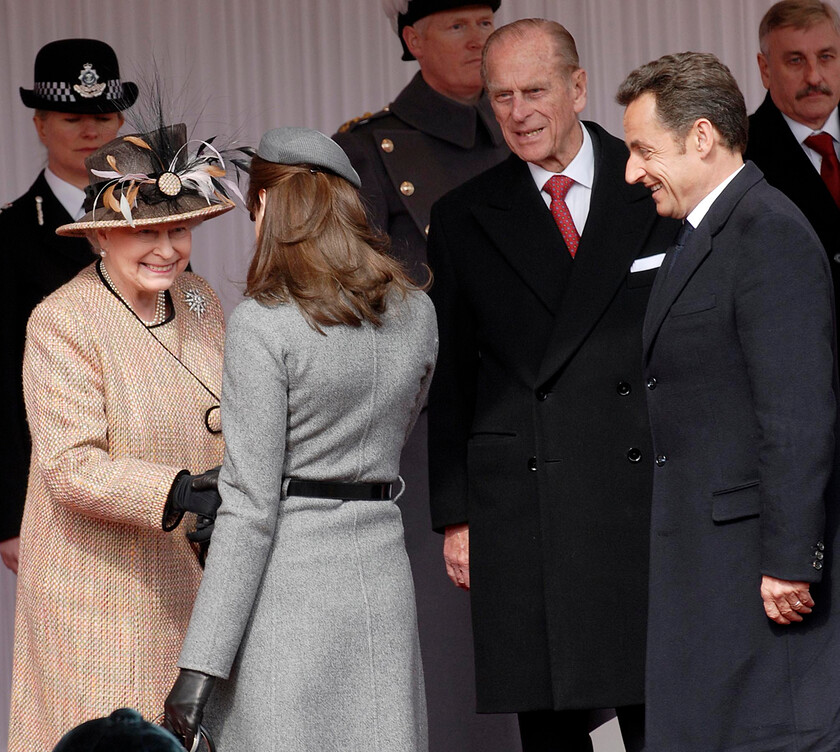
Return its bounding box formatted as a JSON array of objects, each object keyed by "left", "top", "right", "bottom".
[{"left": 256, "top": 127, "right": 361, "bottom": 188}]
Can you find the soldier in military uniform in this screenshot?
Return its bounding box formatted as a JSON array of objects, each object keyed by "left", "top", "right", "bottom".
[
  {"left": 333, "top": 3, "right": 513, "bottom": 750},
  {"left": 0, "top": 39, "right": 136, "bottom": 574}
]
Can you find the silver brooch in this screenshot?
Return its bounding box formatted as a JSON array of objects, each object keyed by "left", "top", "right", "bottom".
[
  {"left": 74, "top": 63, "right": 106, "bottom": 98},
  {"left": 184, "top": 289, "right": 207, "bottom": 318}
]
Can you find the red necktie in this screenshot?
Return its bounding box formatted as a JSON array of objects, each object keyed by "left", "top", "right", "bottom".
[
  {"left": 544, "top": 175, "right": 580, "bottom": 257},
  {"left": 804, "top": 132, "right": 840, "bottom": 208}
]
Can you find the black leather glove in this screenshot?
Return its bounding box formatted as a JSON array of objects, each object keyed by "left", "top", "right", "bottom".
[
  {"left": 164, "top": 668, "right": 216, "bottom": 750},
  {"left": 162, "top": 467, "right": 222, "bottom": 531}
]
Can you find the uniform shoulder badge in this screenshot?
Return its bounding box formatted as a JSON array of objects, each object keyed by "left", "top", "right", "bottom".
[{"left": 337, "top": 107, "right": 391, "bottom": 133}]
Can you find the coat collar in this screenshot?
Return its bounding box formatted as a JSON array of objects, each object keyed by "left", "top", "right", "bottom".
[
  {"left": 642, "top": 161, "right": 765, "bottom": 361},
  {"left": 390, "top": 72, "right": 505, "bottom": 149}
]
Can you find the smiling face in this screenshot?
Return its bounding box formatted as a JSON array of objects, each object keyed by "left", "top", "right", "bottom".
[
  {"left": 96, "top": 221, "right": 196, "bottom": 314},
  {"left": 623, "top": 93, "right": 707, "bottom": 220},
  {"left": 34, "top": 111, "right": 123, "bottom": 188},
  {"left": 404, "top": 5, "right": 495, "bottom": 105},
  {"left": 485, "top": 28, "right": 587, "bottom": 173},
  {"left": 758, "top": 18, "right": 840, "bottom": 129}
]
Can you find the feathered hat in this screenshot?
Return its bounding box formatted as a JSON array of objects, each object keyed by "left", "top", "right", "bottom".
[
  {"left": 56, "top": 122, "right": 250, "bottom": 236},
  {"left": 381, "top": 0, "right": 502, "bottom": 61}
]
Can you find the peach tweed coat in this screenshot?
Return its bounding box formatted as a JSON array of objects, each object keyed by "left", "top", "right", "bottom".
[{"left": 9, "top": 263, "right": 224, "bottom": 752}]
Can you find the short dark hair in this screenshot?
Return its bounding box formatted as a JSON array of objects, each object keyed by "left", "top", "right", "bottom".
[
  {"left": 759, "top": 0, "right": 840, "bottom": 54},
  {"left": 481, "top": 18, "right": 579, "bottom": 84},
  {"left": 616, "top": 51, "right": 748, "bottom": 154}
]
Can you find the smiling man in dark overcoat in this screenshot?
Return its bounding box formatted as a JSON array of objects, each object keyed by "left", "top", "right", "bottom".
[
  {"left": 619, "top": 50, "right": 840, "bottom": 751},
  {"left": 426, "top": 18, "right": 676, "bottom": 751}
]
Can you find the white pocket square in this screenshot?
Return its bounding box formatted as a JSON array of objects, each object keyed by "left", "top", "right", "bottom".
[{"left": 630, "top": 253, "right": 666, "bottom": 273}]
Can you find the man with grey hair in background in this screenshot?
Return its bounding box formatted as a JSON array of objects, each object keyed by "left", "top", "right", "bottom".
[
  {"left": 427, "top": 18, "right": 676, "bottom": 751},
  {"left": 745, "top": 0, "right": 839, "bottom": 281},
  {"left": 619, "top": 50, "right": 840, "bottom": 751},
  {"left": 333, "top": 3, "right": 513, "bottom": 750}
]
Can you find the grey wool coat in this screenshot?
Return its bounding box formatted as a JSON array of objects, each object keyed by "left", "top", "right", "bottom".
[{"left": 178, "top": 289, "right": 437, "bottom": 752}]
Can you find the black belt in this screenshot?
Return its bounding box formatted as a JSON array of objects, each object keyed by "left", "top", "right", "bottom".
[{"left": 286, "top": 479, "right": 394, "bottom": 500}]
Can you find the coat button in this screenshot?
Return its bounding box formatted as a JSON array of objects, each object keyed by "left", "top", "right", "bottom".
[
  {"left": 817, "top": 541, "right": 825, "bottom": 551},
  {"left": 536, "top": 390, "right": 548, "bottom": 401},
  {"left": 617, "top": 382, "right": 631, "bottom": 396},
  {"left": 814, "top": 560, "right": 824, "bottom": 570},
  {"left": 527, "top": 456, "right": 537, "bottom": 471},
  {"left": 815, "top": 550, "right": 825, "bottom": 560},
  {"left": 646, "top": 377, "right": 658, "bottom": 390},
  {"left": 655, "top": 454, "right": 667, "bottom": 466},
  {"left": 400, "top": 181, "right": 415, "bottom": 196},
  {"left": 380, "top": 138, "right": 394, "bottom": 153},
  {"left": 424, "top": 224, "right": 430, "bottom": 236},
  {"left": 833, "top": 253, "right": 840, "bottom": 264},
  {"left": 626, "top": 448, "right": 642, "bottom": 463}
]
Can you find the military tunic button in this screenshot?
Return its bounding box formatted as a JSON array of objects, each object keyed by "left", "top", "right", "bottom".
[
  {"left": 646, "top": 377, "right": 658, "bottom": 390},
  {"left": 617, "top": 382, "right": 631, "bottom": 396},
  {"left": 380, "top": 138, "right": 394, "bottom": 153},
  {"left": 400, "top": 181, "right": 415, "bottom": 196},
  {"left": 814, "top": 560, "right": 824, "bottom": 570},
  {"left": 527, "top": 456, "right": 537, "bottom": 471},
  {"left": 655, "top": 454, "right": 667, "bottom": 466},
  {"left": 627, "top": 448, "right": 642, "bottom": 463}
]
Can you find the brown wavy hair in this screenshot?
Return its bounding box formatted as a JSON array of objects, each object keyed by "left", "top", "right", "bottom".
[{"left": 245, "top": 156, "right": 422, "bottom": 332}]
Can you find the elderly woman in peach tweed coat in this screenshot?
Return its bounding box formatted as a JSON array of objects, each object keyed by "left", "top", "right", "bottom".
[{"left": 8, "top": 123, "right": 239, "bottom": 752}]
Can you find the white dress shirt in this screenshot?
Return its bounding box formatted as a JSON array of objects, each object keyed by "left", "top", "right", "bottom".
[
  {"left": 44, "top": 168, "right": 86, "bottom": 220},
  {"left": 527, "top": 122, "right": 594, "bottom": 237},
  {"left": 686, "top": 164, "right": 746, "bottom": 230},
  {"left": 782, "top": 109, "right": 840, "bottom": 173}
]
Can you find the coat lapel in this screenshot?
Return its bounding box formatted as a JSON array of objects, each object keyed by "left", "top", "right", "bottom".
[
  {"left": 470, "top": 154, "right": 572, "bottom": 312},
  {"left": 642, "top": 162, "right": 766, "bottom": 361},
  {"left": 535, "top": 124, "right": 659, "bottom": 386}
]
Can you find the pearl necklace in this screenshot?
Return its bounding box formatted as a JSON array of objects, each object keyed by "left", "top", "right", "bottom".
[{"left": 99, "top": 261, "right": 167, "bottom": 327}]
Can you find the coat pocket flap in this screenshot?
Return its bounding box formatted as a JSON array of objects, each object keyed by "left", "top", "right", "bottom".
[
  {"left": 670, "top": 294, "right": 717, "bottom": 317},
  {"left": 712, "top": 482, "right": 760, "bottom": 522}
]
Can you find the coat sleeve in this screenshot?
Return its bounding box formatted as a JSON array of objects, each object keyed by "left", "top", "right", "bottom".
[
  {"left": 178, "top": 302, "right": 288, "bottom": 678},
  {"left": 734, "top": 212, "right": 836, "bottom": 582},
  {"left": 22, "top": 298, "right": 182, "bottom": 529},
  {"left": 426, "top": 201, "right": 479, "bottom": 532}
]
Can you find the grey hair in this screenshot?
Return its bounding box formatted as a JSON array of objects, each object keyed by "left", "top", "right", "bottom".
[{"left": 759, "top": 0, "right": 840, "bottom": 54}]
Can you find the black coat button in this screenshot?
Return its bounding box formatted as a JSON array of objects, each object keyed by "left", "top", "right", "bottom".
[
  {"left": 655, "top": 454, "right": 667, "bottom": 466},
  {"left": 527, "top": 456, "right": 537, "bottom": 471},
  {"left": 536, "top": 390, "right": 548, "bottom": 401},
  {"left": 626, "top": 448, "right": 642, "bottom": 463},
  {"left": 617, "top": 382, "right": 631, "bottom": 396},
  {"left": 646, "top": 377, "right": 658, "bottom": 390},
  {"left": 814, "top": 560, "right": 824, "bottom": 570},
  {"left": 834, "top": 253, "right": 840, "bottom": 265}
]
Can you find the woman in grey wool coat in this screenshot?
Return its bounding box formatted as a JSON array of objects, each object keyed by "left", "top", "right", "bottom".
[{"left": 163, "top": 127, "right": 437, "bottom": 752}]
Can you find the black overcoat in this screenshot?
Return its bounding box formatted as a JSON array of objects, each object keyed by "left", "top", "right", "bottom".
[
  {"left": 642, "top": 162, "right": 840, "bottom": 751},
  {"left": 745, "top": 95, "right": 840, "bottom": 317},
  {"left": 427, "top": 123, "right": 677, "bottom": 712},
  {"left": 0, "top": 172, "right": 92, "bottom": 541}
]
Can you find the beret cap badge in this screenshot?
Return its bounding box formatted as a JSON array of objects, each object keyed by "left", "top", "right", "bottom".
[{"left": 73, "top": 63, "right": 106, "bottom": 98}]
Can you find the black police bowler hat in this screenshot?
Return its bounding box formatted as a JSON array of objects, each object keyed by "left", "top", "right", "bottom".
[
  {"left": 396, "top": 0, "right": 501, "bottom": 61},
  {"left": 20, "top": 38, "right": 138, "bottom": 114}
]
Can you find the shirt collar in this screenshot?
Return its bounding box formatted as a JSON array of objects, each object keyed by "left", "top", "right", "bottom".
[
  {"left": 44, "top": 168, "right": 86, "bottom": 220},
  {"left": 686, "top": 164, "right": 745, "bottom": 229},
  {"left": 782, "top": 108, "right": 840, "bottom": 144},
  {"left": 528, "top": 121, "right": 594, "bottom": 193}
]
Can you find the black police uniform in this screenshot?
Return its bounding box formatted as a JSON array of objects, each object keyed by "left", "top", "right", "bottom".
[{"left": 0, "top": 172, "right": 94, "bottom": 542}]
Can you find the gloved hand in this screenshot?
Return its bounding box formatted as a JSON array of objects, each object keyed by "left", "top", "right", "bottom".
[
  {"left": 164, "top": 668, "right": 216, "bottom": 750},
  {"left": 162, "top": 466, "right": 222, "bottom": 531}
]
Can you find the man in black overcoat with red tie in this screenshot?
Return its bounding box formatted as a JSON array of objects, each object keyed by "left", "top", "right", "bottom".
[{"left": 426, "top": 18, "right": 676, "bottom": 751}]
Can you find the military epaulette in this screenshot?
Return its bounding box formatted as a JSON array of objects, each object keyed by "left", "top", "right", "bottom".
[{"left": 337, "top": 106, "right": 392, "bottom": 133}]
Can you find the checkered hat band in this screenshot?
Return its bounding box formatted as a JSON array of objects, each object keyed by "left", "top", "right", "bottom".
[{"left": 33, "top": 79, "right": 122, "bottom": 102}]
